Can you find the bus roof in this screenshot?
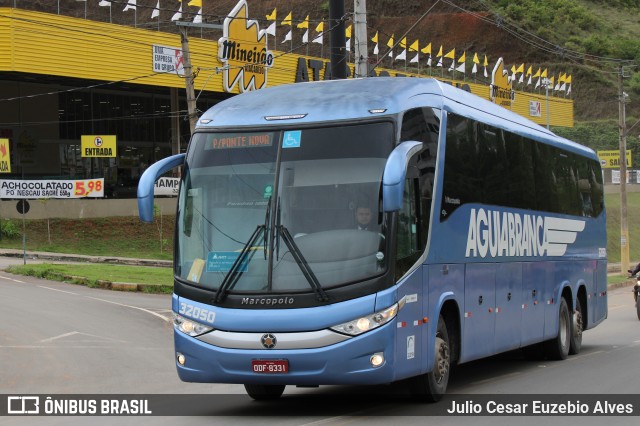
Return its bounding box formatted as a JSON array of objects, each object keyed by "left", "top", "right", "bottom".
[{"left": 197, "top": 77, "right": 595, "bottom": 159}]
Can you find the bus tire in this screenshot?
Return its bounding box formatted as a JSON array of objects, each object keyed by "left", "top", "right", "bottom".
[
  {"left": 544, "top": 297, "right": 570, "bottom": 360},
  {"left": 569, "top": 297, "right": 583, "bottom": 355},
  {"left": 243, "top": 384, "right": 286, "bottom": 401},
  {"left": 409, "top": 315, "right": 450, "bottom": 402}
]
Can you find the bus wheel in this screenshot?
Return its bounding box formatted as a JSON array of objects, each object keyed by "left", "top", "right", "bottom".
[
  {"left": 545, "top": 298, "right": 570, "bottom": 360},
  {"left": 409, "top": 315, "right": 450, "bottom": 402},
  {"left": 569, "top": 297, "right": 583, "bottom": 355},
  {"left": 243, "top": 384, "right": 286, "bottom": 401}
]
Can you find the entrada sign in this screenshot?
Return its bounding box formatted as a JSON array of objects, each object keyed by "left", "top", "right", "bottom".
[
  {"left": 81, "top": 135, "right": 117, "bottom": 158},
  {"left": 218, "top": 0, "right": 274, "bottom": 93}
]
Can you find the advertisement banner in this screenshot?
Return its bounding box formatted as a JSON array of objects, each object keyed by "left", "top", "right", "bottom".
[
  {"left": 597, "top": 150, "right": 632, "bottom": 169},
  {"left": 0, "top": 179, "right": 104, "bottom": 199},
  {"left": 152, "top": 45, "right": 185, "bottom": 76},
  {"left": 0, "top": 138, "right": 11, "bottom": 173},
  {"left": 611, "top": 170, "right": 630, "bottom": 184},
  {"left": 154, "top": 177, "right": 179, "bottom": 197}
]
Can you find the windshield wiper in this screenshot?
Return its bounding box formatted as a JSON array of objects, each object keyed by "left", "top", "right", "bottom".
[
  {"left": 214, "top": 224, "right": 264, "bottom": 303},
  {"left": 278, "top": 225, "right": 329, "bottom": 302},
  {"left": 263, "top": 197, "right": 271, "bottom": 259}
]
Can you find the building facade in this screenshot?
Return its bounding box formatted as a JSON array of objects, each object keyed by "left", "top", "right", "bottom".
[{"left": 0, "top": 4, "right": 575, "bottom": 203}]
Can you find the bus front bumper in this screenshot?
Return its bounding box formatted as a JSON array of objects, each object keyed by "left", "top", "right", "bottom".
[{"left": 173, "top": 322, "right": 397, "bottom": 386}]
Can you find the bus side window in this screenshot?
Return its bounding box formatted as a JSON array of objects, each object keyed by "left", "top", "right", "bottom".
[
  {"left": 395, "top": 161, "right": 429, "bottom": 280},
  {"left": 395, "top": 108, "right": 438, "bottom": 280}
]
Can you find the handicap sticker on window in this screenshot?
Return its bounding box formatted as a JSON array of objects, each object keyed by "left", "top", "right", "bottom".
[
  {"left": 206, "top": 252, "right": 249, "bottom": 273},
  {"left": 282, "top": 131, "right": 301, "bottom": 148}
]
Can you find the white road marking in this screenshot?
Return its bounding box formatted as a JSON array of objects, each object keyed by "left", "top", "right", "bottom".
[
  {"left": 40, "top": 331, "right": 125, "bottom": 344},
  {"left": 85, "top": 296, "right": 172, "bottom": 323},
  {"left": 36, "top": 284, "right": 169, "bottom": 322},
  {"left": 40, "top": 331, "right": 80, "bottom": 343},
  {"left": 0, "top": 274, "right": 25, "bottom": 283},
  {"left": 38, "top": 285, "right": 78, "bottom": 295}
]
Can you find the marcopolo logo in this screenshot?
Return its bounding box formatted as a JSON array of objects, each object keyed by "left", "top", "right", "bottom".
[
  {"left": 218, "top": 0, "right": 274, "bottom": 93},
  {"left": 465, "top": 208, "right": 585, "bottom": 258}
]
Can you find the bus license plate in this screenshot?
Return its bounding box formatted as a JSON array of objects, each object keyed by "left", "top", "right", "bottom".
[{"left": 252, "top": 359, "right": 289, "bottom": 374}]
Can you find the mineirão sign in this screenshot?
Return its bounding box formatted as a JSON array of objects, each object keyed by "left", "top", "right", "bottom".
[
  {"left": 218, "top": 0, "right": 274, "bottom": 93},
  {"left": 490, "top": 57, "right": 515, "bottom": 108}
]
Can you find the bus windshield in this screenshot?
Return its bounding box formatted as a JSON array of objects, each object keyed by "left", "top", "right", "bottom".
[{"left": 176, "top": 122, "right": 395, "bottom": 296}]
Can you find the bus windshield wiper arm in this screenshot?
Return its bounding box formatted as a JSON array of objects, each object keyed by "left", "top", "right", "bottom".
[
  {"left": 278, "top": 225, "right": 329, "bottom": 302},
  {"left": 214, "top": 225, "right": 264, "bottom": 303},
  {"left": 263, "top": 197, "right": 271, "bottom": 259}
]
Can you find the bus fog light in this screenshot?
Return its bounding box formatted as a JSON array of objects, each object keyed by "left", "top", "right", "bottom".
[
  {"left": 370, "top": 352, "right": 384, "bottom": 367},
  {"left": 177, "top": 352, "right": 186, "bottom": 365}
]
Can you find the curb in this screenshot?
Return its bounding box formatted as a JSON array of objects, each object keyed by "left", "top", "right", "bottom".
[
  {"left": 0, "top": 249, "right": 171, "bottom": 268},
  {"left": 17, "top": 271, "right": 172, "bottom": 294},
  {"left": 609, "top": 279, "right": 635, "bottom": 290}
]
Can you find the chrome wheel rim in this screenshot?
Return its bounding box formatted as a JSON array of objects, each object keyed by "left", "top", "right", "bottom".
[
  {"left": 434, "top": 336, "right": 450, "bottom": 385},
  {"left": 573, "top": 309, "right": 583, "bottom": 340}
]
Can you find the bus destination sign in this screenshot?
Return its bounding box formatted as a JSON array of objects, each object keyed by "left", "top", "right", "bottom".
[{"left": 210, "top": 133, "right": 273, "bottom": 150}]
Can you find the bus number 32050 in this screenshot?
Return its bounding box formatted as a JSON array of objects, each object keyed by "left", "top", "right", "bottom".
[{"left": 179, "top": 302, "right": 216, "bottom": 323}]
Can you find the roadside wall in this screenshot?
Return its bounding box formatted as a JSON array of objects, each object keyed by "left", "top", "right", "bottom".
[
  {"left": 0, "top": 198, "right": 177, "bottom": 220},
  {"left": 604, "top": 184, "right": 640, "bottom": 194}
]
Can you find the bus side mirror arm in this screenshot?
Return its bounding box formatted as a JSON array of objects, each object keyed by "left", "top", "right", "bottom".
[
  {"left": 382, "top": 141, "right": 423, "bottom": 212},
  {"left": 137, "top": 153, "right": 186, "bottom": 223}
]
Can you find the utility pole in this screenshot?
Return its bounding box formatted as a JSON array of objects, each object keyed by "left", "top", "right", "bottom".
[
  {"left": 353, "top": 0, "right": 368, "bottom": 78},
  {"left": 542, "top": 77, "right": 551, "bottom": 129},
  {"left": 329, "top": 0, "right": 347, "bottom": 79},
  {"left": 175, "top": 21, "right": 223, "bottom": 135},
  {"left": 619, "top": 64, "right": 630, "bottom": 275},
  {"left": 179, "top": 26, "right": 198, "bottom": 135}
]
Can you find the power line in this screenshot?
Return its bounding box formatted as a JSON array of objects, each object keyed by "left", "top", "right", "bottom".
[
  {"left": 0, "top": 72, "right": 166, "bottom": 102},
  {"left": 0, "top": 109, "right": 188, "bottom": 128}
]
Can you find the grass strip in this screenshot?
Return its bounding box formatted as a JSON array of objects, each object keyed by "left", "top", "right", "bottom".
[{"left": 5, "top": 263, "right": 173, "bottom": 294}]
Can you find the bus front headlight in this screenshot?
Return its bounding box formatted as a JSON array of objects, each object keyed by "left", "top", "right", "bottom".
[
  {"left": 174, "top": 313, "right": 214, "bottom": 337},
  {"left": 330, "top": 303, "right": 398, "bottom": 336}
]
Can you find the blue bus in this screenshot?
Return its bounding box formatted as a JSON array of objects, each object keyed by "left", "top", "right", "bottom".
[{"left": 138, "top": 77, "right": 607, "bottom": 401}]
